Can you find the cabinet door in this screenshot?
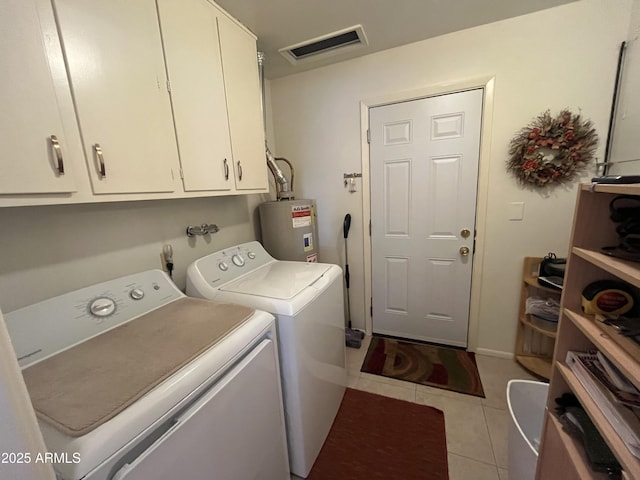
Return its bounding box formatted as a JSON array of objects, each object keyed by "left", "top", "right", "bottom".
[
  {"left": 218, "top": 14, "right": 269, "bottom": 191},
  {"left": 157, "top": 0, "right": 234, "bottom": 192},
  {"left": 54, "top": 0, "right": 178, "bottom": 194},
  {"left": 0, "top": 0, "right": 82, "bottom": 195}
]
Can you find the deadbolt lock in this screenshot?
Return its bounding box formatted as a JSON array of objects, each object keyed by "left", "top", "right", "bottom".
[
  {"left": 461, "top": 228, "right": 471, "bottom": 238},
  {"left": 460, "top": 246, "right": 470, "bottom": 256}
]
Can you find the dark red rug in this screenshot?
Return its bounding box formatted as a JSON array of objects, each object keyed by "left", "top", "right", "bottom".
[
  {"left": 308, "top": 388, "right": 448, "bottom": 480},
  {"left": 361, "top": 336, "right": 485, "bottom": 397}
]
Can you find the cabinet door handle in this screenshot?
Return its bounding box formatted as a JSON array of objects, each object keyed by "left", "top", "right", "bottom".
[
  {"left": 50, "top": 135, "right": 64, "bottom": 175},
  {"left": 94, "top": 144, "right": 106, "bottom": 177},
  {"left": 223, "top": 158, "right": 229, "bottom": 181},
  {"left": 237, "top": 161, "right": 242, "bottom": 181}
]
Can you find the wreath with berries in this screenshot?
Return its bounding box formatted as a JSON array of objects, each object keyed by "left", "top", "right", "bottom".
[{"left": 507, "top": 109, "right": 598, "bottom": 187}]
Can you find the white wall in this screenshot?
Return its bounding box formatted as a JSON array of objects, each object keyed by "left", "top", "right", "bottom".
[
  {"left": 269, "top": 0, "right": 632, "bottom": 356},
  {"left": 0, "top": 194, "right": 267, "bottom": 312}
]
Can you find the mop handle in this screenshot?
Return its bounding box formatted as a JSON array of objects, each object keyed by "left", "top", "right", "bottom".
[
  {"left": 343, "top": 214, "right": 351, "bottom": 288},
  {"left": 344, "top": 261, "right": 350, "bottom": 289}
]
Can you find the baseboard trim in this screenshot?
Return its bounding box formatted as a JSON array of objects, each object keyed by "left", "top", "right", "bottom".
[{"left": 474, "top": 348, "right": 513, "bottom": 359}]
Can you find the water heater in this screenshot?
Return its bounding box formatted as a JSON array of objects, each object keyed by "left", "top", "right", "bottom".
[{"left": 259, "top": 199, "right": 319, "bottom": 262}]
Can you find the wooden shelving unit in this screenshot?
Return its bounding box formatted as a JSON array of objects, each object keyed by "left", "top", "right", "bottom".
[
  {"left": 515, "top": 256, "right": 560, "bottom": 380},
  {"left": 536, "top": 184, "right": 640, "bottom": 480}
]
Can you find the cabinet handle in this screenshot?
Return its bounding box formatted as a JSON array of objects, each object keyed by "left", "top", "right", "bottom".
[
  {"left": 94, "top": 144, "right": 106, "bottom": 177},
  {"left": 237, "top": 161, "right": 243, "bottom": 181},
  {"left": 223, "top": 158, "right": 229, "bottom": 181},
  {"left": 50, "top": 135, "right": 64, "bottom": 175}
]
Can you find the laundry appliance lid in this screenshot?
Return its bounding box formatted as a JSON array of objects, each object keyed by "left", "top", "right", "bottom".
[{"left": 220, "top": 261, "right": 332, "bottom": 299}]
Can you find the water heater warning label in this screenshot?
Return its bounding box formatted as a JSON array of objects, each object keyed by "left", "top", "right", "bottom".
[
  {"left": 291, "top": 205, "right": 312, "bottom": 228},
  {"left": 303, "top": 232, "right": 314, "bottom": 252}
]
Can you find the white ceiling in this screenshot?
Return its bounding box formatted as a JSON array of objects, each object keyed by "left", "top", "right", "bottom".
[{"left": 214, "top": 0, "right": 577, "bottom": 79}]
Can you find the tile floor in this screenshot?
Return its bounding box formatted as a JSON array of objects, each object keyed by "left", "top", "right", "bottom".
[{"left": 346, "top": 335, "right": 541, "bottom": 480}]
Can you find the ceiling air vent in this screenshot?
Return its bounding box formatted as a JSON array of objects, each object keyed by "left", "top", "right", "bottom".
[{"left": 279, "top": 25, "right": 368, "bottom": 65}]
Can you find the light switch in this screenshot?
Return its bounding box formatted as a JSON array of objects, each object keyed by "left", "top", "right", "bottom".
[{"left": 508, "top": 202, "right": 525, "bottom": 221}]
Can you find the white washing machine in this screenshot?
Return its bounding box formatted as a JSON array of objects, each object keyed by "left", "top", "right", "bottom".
[
  {"left": 186, "top": 241, "right": 347, "bottom": 478},
  {"left": 3, "top": 270, "right": 289, "bottom": 480}
]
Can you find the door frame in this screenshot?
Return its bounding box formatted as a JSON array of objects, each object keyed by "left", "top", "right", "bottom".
[{"left": 360, "top": 76, "right": 495, "bottom": 352}]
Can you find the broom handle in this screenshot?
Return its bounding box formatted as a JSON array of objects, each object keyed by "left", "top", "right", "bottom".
[
  {"left": 344, "top": 255, "right": 349, "bottom": 288},
  {"left": 343, "top": 214, "right": 351, "bottom": 289},
  {"left": 343, "top": 214, "right": 352, "bottom": 327}
]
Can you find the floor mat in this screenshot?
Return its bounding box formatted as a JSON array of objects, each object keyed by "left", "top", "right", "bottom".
[
  {"left": 307, "top": 388, "right": 448, "bottom": 480},
  {"left": 360, "top": 335, "right": 485, "bottom": 397}
]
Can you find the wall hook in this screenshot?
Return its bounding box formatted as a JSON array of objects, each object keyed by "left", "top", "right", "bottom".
[{"left": 343, "top": 173, "right": 362, "bottom": 192}]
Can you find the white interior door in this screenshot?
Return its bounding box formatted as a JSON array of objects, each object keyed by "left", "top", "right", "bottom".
[
  {"left": 369, "top": 89, "right": 483, "bottom": 347},
  {"left": 0, "top": 309, "right": 57, "bottom": 480}
]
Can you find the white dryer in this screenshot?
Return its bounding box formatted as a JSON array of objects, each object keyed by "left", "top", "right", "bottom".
[
  {"left": 4, "top": 270, "right": 289, "bottom": 480},
  {"left": 186, "top": 241, "right": 347, "bottom": 478}
]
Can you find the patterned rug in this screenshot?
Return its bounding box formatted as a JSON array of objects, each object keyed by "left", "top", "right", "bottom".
[
  {"left": 307, "top": 388, "right": 448, "bottom": 480},
  {"left": 361, "top": 336, "right": 485, "bottom": 397}
]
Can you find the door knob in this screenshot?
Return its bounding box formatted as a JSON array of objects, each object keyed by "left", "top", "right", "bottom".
[{"left": 460, "top": 246, "right": 470, "bottom": 256}]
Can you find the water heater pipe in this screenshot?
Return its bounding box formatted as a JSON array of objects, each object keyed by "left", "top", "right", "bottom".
[{"left": 258, "top": 52, "right": 294, "bottom": 200}]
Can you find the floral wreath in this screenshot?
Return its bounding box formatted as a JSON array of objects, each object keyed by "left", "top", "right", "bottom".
[{"left": 507, "top": 109, "right": 598, "bottom": 187}]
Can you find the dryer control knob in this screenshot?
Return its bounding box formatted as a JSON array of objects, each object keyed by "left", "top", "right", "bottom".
[
  {"left": 130, "top": 288, "right": 145, "bottom": 300},
  {"left": 89, "top": 297, "right": 116, "bottom": 317},
  {"left": 231, "top": 254, "right": 245, "bottom": 267},
  {"left": 247, "top": 251, "right": 256, "bottom": 260},
  {"left": 218, "top": 262, "right": 229, "bottom": 271}
]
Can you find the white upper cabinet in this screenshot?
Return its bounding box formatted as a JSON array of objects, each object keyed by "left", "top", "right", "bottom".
[
  {"left": 0, "top": 0, "right": 83, "bottom": 195},
  {"left": 157, "top": 0, "right": 234, "bottom": 192},
  {"left": 53, "top": 0, "right": 179, "bottom": 195},
  {"left": 218, "top": 13, "right": 269, "bottom": 191}
]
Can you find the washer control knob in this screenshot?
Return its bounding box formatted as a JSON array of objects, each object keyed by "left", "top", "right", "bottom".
[
  {"left": 130, "top": 288, "right": 145, "bottom": 300},
  {"left": 218, "top": 262, "right": 229, "bottom": 271},
  {"left": 231, "top": 254, "right": 245, "bottom": 267},
  {"left": 247, "top": 251, "right": 256, "bottom": 260},
  {"left": 89, "top": 297, "right": 116, "bottom": 317}
]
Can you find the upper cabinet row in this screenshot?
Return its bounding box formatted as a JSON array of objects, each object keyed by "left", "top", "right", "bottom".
[{"left": 0, "top": 0, "right": 268, "bottom": 207}]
